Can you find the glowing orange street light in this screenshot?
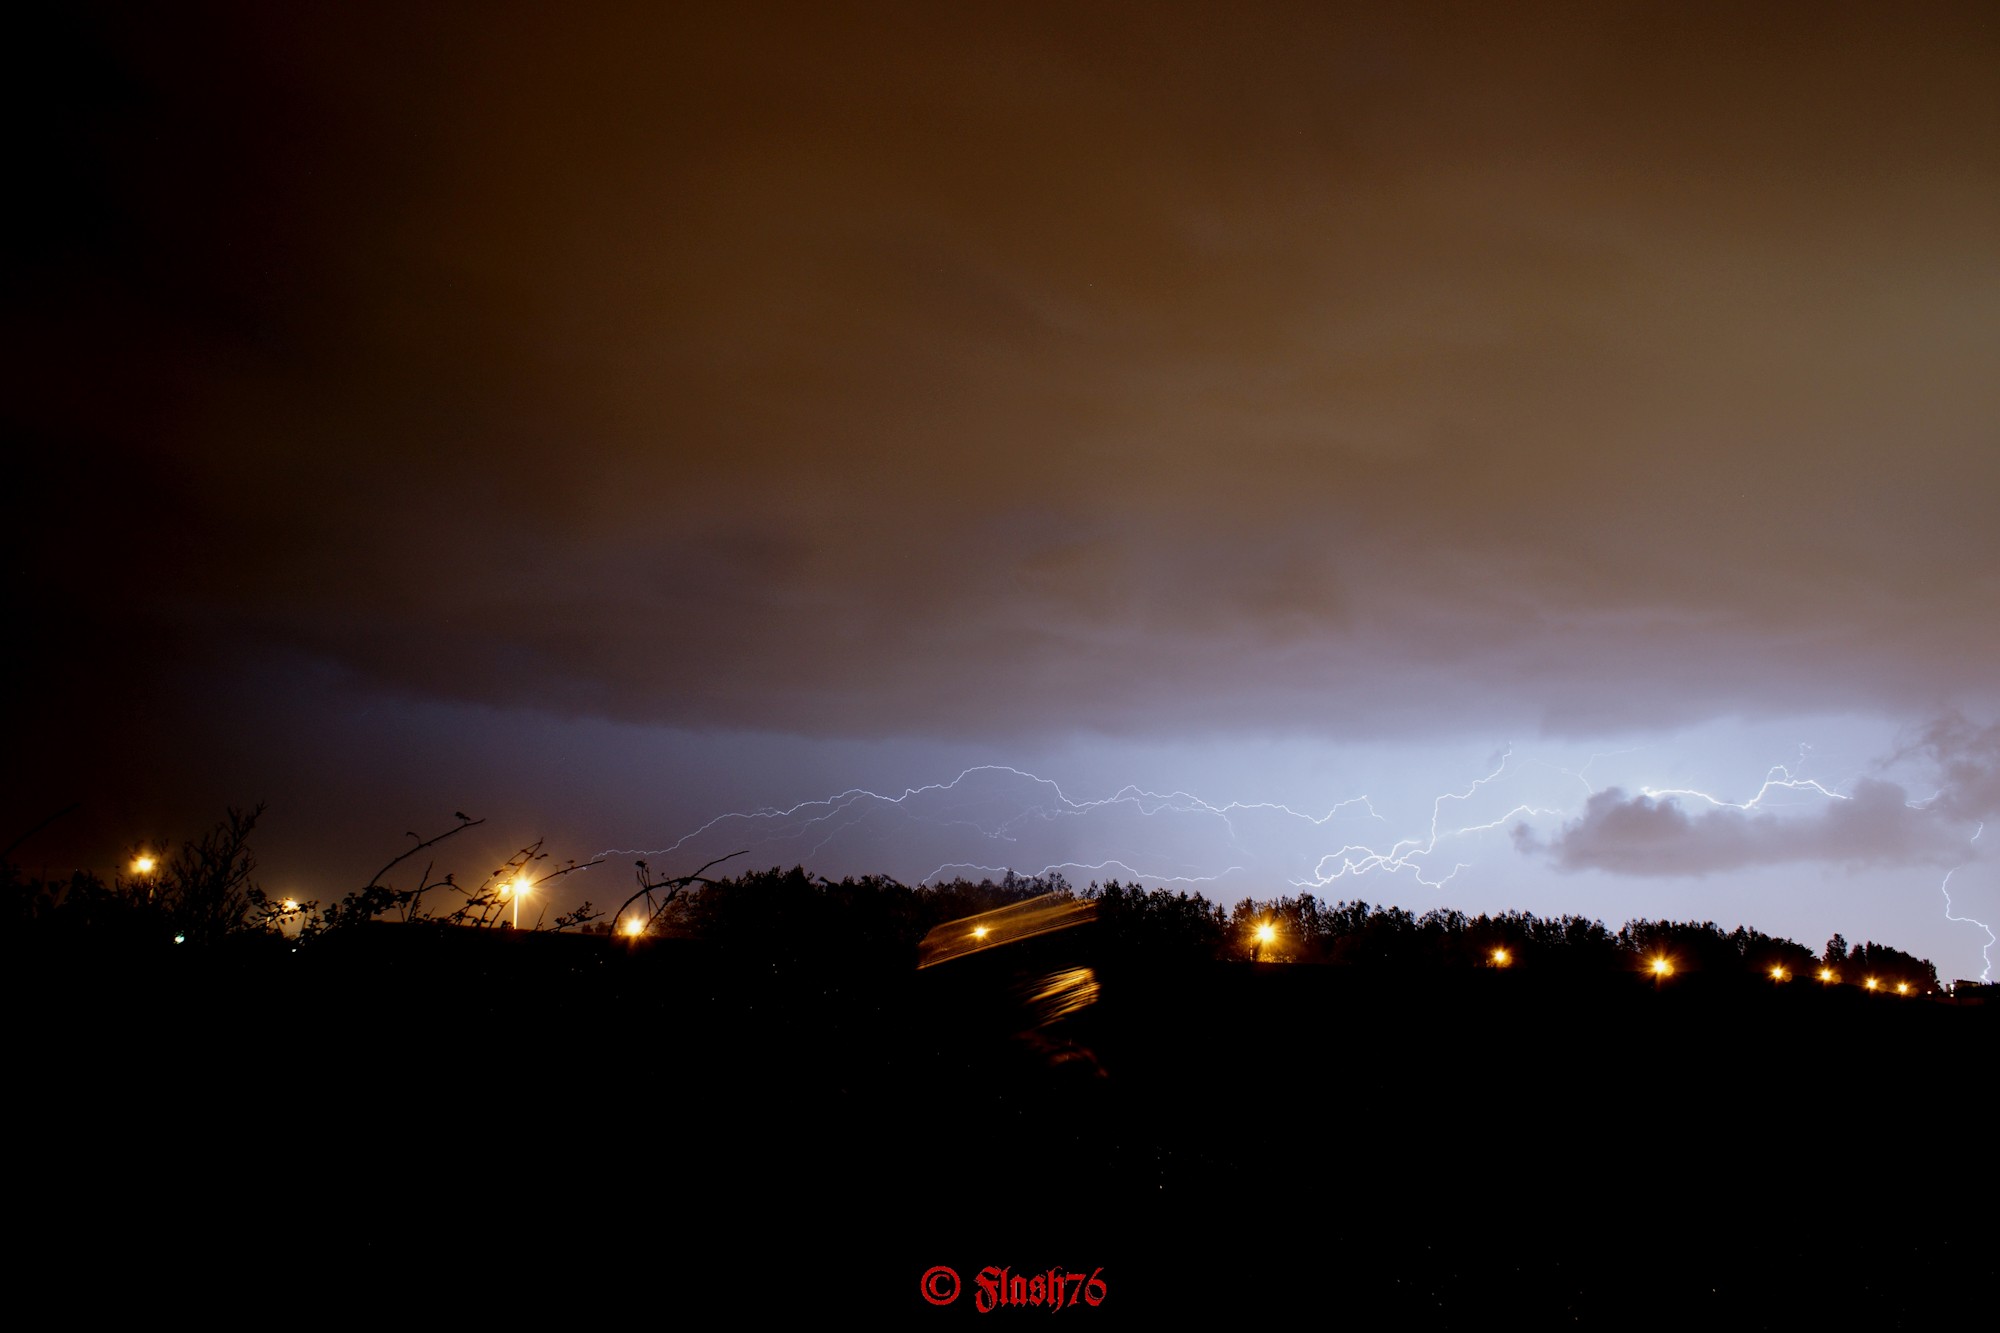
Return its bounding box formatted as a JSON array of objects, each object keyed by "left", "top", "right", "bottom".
[
  {"left": 622, "top": 917, "right": 644, "bottom": 938},
  {"left": 1491, "top": 947, "right": 1511, "bottom": 968},
  {"left": 1651, "top": 957, "right": 1672, "bottom": 976},
  {"left": 1818, "top": 968, "right": 1835, "bottom": 983},
  {"left": 1864, "top": 977, "right": 1879, "bottom": 991},
  {"left": 1769, "top": 966, "right": 1788, "bottom": 982},
  {"left": 131, "top": 854, "right": 156, "bottom": 876},
  {"left": 1896, "top": 982, "right": 1909, "bottom": 995},
  {"left": 972, "top": 926, "right": 989, "bottom": 941}
]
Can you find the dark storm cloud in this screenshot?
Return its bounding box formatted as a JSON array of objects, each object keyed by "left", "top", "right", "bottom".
[
  {"left": 1897, "top": 714, "right": 2000, "bottom": 825},
  {"left": 1522, "top": 715, "right": 2000, "bottom": 876},
  {"left": 1517, "top": 779, "right": 1963, "bottom": 877},
  {"left": 12, "top": 2, "right": 2000, "bottom": 744}
]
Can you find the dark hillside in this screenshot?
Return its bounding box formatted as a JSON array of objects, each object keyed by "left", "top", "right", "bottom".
[{"left": 13, "top": 921, "right": 1990, "bottom": 1321}]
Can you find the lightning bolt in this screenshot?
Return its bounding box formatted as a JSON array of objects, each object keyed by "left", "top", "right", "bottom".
[
  {"left": 1640, "top": 762, "right": 1849, "bottom": 810},
  {"left": 602, "top": 763, "right": 1395, "bottom": 885},
  {"left": 610, "top": 746, "right": 1853, "bottom": 897},
  {"left": 1633, "top": 753, "right": 1996, "bottom": 986},
  {"left": 1940, "top": 822, "right": 1994, "bottom": 985},
  {"left": 607, "top": 750, "right": 1569, "bottom": 899},
  {"left": 596, "top": 733, "right": 1988, "bottom": 986},
  {"left": 1296, "top": 747, "right": 1562, "bottom": 892}
]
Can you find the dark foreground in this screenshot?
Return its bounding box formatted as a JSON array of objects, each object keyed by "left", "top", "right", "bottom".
[{"left": 15, "top": 923, "right": 1994, "bottom": 1323}]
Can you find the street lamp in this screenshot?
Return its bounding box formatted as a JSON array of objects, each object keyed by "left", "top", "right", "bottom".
[
  {"left": 497, "top": 876, "right": 530, "bottom": 928},
  {"left": 1769, "top": 965, "right": 1788, "bottom": 982},
  {"left": 1253, "top": 921, "right": 1275, "bottom": 962},
  {"left": 130, "top": 852, "right": 157, "bottom": 904},
  {"left": 1491, "top": 947, "right": 1511, "bottom": 968}
]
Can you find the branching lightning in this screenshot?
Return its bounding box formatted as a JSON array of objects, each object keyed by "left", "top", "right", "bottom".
[
  {"left": 602, "top": 763, "right": 1395, "bottom": 887},
  {"left": 607, "top": 750, "right": 1853, "bottom": 895},
  {"left": 1640, "top": 762, "right": 1849, "bottom": 810},
  {"left": 608, "top": 751, "right": 1568, "bottom": 899},
  {"left": 1939, "top": 822, "right": 1994, "bottom": 984},
  {"left": 593, "top": 732, "right": 1993, "bottom": 980},
  {"left": 1295, "top": 747, "right": 1561, "bottom": 892}
]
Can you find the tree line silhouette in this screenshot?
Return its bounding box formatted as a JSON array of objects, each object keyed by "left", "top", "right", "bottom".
[
  {"left": 1100, "top": 881, "right": 1941, "bottom": 991},
  {"left": 1, "top": 808, "right": 1945, "bottom": 993}
]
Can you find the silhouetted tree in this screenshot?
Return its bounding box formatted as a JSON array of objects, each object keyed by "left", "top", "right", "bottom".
[
  {"left": 1845, "top": 940, "right": 1941, "bottom": 993},
  {"left": 1085, "top": 881, "right": 1227, "bottom": 962}
]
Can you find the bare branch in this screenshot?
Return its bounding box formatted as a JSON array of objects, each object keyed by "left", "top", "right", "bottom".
[
  {"left": 2, "top": 802, "right": 80, "bottom": 865},
  {"left": 530, "top": 855, "right": 605, "bottom": 888},
  {"left": 611, "top": 849, "right": 749, "bottom": 935},
  {"left": 366, "top": 815, "right": 487, "bottom": 891}
]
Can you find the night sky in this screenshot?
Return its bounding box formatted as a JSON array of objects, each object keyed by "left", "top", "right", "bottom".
[{"left": 9, "top": 3, "right": 1998, "bottom": 984}]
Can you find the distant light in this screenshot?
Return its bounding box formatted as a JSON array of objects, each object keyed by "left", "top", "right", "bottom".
[
  {"left": 512, "top": 877, "right": 530, "bottom": 897},
  {"left": 1770, "top": 966, "right": 1787, "bottom": 982},
  {"left": 622, "top": 918, "right": 644, "bottom": 937},
  {"left": 1865, "top": 978, "right": 1879, "bottom": 991},
  {"left": 1651, "top": 958, "right": 1672, "bottom": 976},
  {"left": 282, "top": 899, "right": 300, "bottom": 913},
  {"left": 1819, "top": 968, "right": 1835, "bottom": 983},
  {"left": 172, "top": 934, "right": 185, "bottom": 945},
  {"left": 1255, "top": 924, "right": 1276, "bottom": 945},
  {"left": 972, "top": 926, "right": 989, "bottom": 940},
  {"left": 1492, "top": 948, "right": 1510, "bottom": 967},
  {"left": 132, "top": 855, "right": 156, "bottom": 875},
  {"left": 1896, "top": 982, "right": 1909, "bottom": 995}
]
